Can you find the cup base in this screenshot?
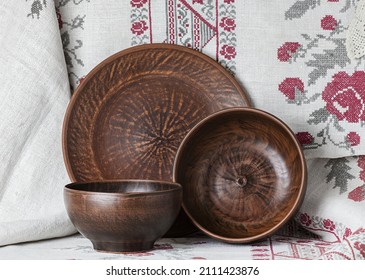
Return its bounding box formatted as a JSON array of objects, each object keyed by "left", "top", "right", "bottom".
[{"left": 91, "top": 240, "right": 155, "bottom": 253}]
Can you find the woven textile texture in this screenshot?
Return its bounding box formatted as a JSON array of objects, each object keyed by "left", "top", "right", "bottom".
[
  {"left": 0, "top": 1, "right": 76, "bottom": 246},
  {"left": 0, "top": 0, "right": 364, "bottom": 259},
  {"left": 57, "top": 0, "right": 365, "bottom": 159},
  {"left": 347, "top": 0, "right": 365, "bottom": 59},
  {"left": 1, "top": 221, "right": 364, "bottom": 260}
]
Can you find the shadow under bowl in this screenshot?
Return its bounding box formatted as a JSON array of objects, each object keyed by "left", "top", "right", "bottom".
[
  {"left": 64, "top": 180, "right": 182, "bottom": 253},
  {"left": 173, "top": 108, "right": 307, "bottom": 243}
]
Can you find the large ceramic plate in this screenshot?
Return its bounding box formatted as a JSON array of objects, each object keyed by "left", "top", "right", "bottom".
[{"left": 62, "top": 44, "right": 250, "bottom": 236}]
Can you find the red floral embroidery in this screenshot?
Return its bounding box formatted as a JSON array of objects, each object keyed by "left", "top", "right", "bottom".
[
  {"left": 131, "top": 20, "right": 148, "bottom": 35},
  {"left": 361, "top": 171, "right": 365, "bottom": 181},
  {"left": 348, "top": 186, "right": 365, "bottom": 202},
  {"left": 277, "top": 42, "right": 301, "bottom": 62},
  {"left": 354, "top": 228, "right": 365, "bottom": 235},
  {"left": 224, "top": 0, "right": 235, "bottom": 3},
  {"left": 322, "top": 71, "right": 365, "bottom": 123},
  {"left": 346, "top": 132, "right": 360, "bottom": 146},
  {"left": 220, "top": 17, "right": 236, "bottom": 32},
  {"left": 328, "top": 0, "right": 339, "bottom": 2},
  {"left": 358, "top": 156, "right": 365, "bottom": 169},
  {"left": 296, "top": 132, "right": 314, "bottom": 146},
  {"left": 343, "top": 228, "right": 352, "bottom": 239},
  {"left": 321, "top": 15, "right": 338, "bottom": 30},
  {"left": 354, "top": 242, "right": 365, "bottom": 258},
  {"left": 348, "top": 156, "right": 365, "bottom": 202},
  {"left": 323, "top": 219, "right": 336, "bottom": 231},
  {"left": 278, "top": 77, "right": 304, "bottom": 100},
  {"left": 357, "top": 156, "right": 365, "bottom": 183},
  {"left": 193, "top": 0, "right": 203, "bottom": 4},
  {"left": 130, "top": 0, "right": 147, "bottom": 8},
  {"left": 220, "top": 45, "right": 236, "bottom": 60},
  {"left": 299, "top": 213, "right": 312, "bottom": 226},
  {"left": 56, "top": 10, "right": 63, "bottom": 29}
]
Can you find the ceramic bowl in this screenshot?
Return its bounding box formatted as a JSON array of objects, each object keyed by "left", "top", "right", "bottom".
[
  {"left": 64, "top": 180, "right": 182, "bottom": 252},
  {"left": 173, "top": 108, "right": 307, "bottom": 243}
]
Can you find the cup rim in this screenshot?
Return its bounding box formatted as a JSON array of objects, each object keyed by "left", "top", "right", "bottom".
[{"left": 64, "top": 179, "right": 182, "bottom": 196}]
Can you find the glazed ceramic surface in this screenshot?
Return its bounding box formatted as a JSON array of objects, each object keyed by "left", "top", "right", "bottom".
[
  {"left": 62, "top": 44, "right": 250, "bottom": 236},
  {"left": 64, "top": 180, "right": 182, "bottom": 252},
  {"left": 173, "top": 108, "right": 307, "bottom": 243}
]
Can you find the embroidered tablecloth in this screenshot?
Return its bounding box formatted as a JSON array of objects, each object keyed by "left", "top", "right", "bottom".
[
  {"left": 0, "top": 1, "right": 364, "bottom": 259},
  {"left": 0, "top": 221, "right": 363, "bottom": 260}
]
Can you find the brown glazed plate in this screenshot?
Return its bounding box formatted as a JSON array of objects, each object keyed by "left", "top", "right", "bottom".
[
  {"left": 173, "top": 108, "right": 307, "bottom": 243},
  {"left": 62, "top": 44, "right": 251, "bottom": 237}
]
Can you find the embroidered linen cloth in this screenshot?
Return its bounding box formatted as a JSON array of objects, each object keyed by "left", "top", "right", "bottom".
[
  {"left": 57, "top": 0, "right": 365, "bottom": 159},
  {"left": 347, "top": 0, "right": 365, "bottom": 59},
  {"left": 0, "top": 0, "right": 364, "bottom": 260},
  {"left": 0, "top": 1, "right": 76, "bottom": 246},
  {"left": 0, "top": 222, "right": 364, "bottom": 260}
]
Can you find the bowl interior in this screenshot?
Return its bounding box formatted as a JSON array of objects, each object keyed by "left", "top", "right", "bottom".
[
  {"left": 174, "top": 108, "right": 306, "bottom": 242},
  {"left": 65, "top": 180, "right": 181, "bottom": 195}
]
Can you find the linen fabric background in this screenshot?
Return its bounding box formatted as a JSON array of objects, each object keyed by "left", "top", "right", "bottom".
[
  {"left": 347, "top": 0, "right": 365, "bottom": 59},
  {"left": 0, "top": 1, "right": 76, "bottom": 246},
  {"left": 0, "top": 0, "right": 364, "bottom": 259},
  {"left": 58, "top": 0, "right": 365, "bottom": 159}
]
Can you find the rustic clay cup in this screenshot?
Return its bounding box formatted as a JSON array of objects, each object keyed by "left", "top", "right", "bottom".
[
  {"left": 173, "top": 108, "right": 307, "bottom": 243},
  {"left": 64, "top": 180, "right": 182, "bottom": 253}
]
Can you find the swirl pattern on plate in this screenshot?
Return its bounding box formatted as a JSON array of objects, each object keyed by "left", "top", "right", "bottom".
[{"left": 63, "top": 44, "right": 250, "bottom": 182}]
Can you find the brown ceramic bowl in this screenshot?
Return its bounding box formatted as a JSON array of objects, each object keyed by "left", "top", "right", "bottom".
[
  {"left": 173, "top": 108, "right": 307, "bottom": 243},
  {"left": 64, "top": 180, "right": 182, "bottom": 253}
]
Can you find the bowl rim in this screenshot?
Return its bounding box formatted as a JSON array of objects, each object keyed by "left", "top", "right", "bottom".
[
  {"left": 172, "top": 107, "right": 307, "bottom": 243},
  {"left": 64, "top": 179, "right": 182, "bottom": 197}
]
